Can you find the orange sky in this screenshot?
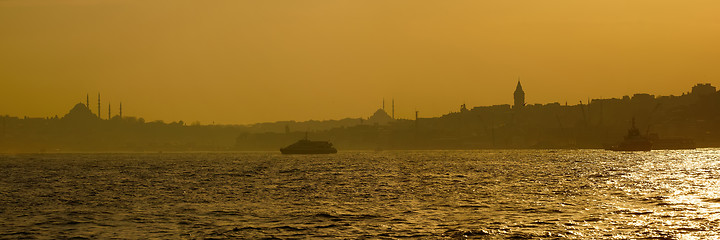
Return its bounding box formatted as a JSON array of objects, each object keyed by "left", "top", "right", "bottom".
[{"left": 1, "top": 0, "right": 718, "bottom": 124}]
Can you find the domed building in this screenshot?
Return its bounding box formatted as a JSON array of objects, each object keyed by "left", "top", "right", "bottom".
[
  {"left": 367, "top": 108, "right": 393, "bottom": 125},
  {"left": 63, "top": 103, "right": 97, "bottom": 121}
]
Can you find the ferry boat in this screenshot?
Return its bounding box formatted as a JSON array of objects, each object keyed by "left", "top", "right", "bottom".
[{"left": 280, "top": 135, "right": 337, "bottom": 154}]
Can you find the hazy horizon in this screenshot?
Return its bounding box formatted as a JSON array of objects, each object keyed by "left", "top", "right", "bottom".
[{"left": 2, "top": 0, "right": 718, "bottom": 124}]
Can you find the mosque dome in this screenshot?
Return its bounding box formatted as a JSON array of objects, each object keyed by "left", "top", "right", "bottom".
[
  {"left": 368, "top": 108, "right": 393, "bottom": 124},
  {"left": 63, "top": 103, "right": 96, "bottom": 120}
]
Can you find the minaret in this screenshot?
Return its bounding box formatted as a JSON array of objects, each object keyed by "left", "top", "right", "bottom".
[
  {"left": 392, "top": 98, "right": 395, "bottom": 119},
  {"left": 97, "top": 93, "right": 101, "bottom": 119},
  {"left": 86, "top": 94, "right": 90, "bottom": 109},
  {"left": 108, "top": 103, "right": 111, "bottom": 119},
  {"left": 119, "top": 102, "right": 122, "bottom": 119},
  {"left": 383, "top": 98, "right": 385, "bottom": 111},
  {"left": 415, "top": 110, "right": 419, "bottom": 128},
  {"left": 513, "top": 80, "right": 525, "bottom": 110}
]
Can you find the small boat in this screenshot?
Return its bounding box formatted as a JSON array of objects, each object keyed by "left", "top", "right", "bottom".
[
  {"left": 605, "top": 118, "right": 652, "bottom": 151},
  {"left": 280, "top": 134, "right": 337, "bottom": 154}
]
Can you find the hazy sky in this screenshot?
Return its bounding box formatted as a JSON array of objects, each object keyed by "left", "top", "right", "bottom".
[{"left": 1, "top": 0, "right": 718, "bottom": 124}]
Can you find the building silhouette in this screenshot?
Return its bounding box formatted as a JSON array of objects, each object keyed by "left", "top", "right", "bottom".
[
  {"left": 513, "top": 80, "right": 525, "bottom": 109},
  {"left": 368, "top": 108, "right": 393, "bottom": 125},
  {"left": 692, "top": 83, "right": 716, "bottom": 96},
  {"left": 64, "top": 102, "right": 96, "bottom": 120}
]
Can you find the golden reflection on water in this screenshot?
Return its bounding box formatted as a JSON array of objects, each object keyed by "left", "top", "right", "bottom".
[
  {"left": 2, "top": 150, "right": 720, "bottom": 238},
  {"left": 618, "top": 149, "right": 720, "bottom": 238}
]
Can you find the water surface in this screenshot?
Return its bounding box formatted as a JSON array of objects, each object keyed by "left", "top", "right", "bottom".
[{"left": 1, "top": 150, "right": 719, "bottom": 239}]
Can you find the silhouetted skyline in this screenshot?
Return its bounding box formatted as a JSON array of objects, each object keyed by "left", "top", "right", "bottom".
[
  {"left": 1, "top": 1, "right": 719, "bottom": 124},
  {"left": 2, "top": 82, "right": 719, "bottom": 152},
  {"left": 2, "top": 82, "right": 719, "bottom": 126}
]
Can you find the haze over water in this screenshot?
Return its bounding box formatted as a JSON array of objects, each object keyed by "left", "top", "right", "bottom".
[{"left": 2, "top": 150, "right": 719, "bottom": 239}]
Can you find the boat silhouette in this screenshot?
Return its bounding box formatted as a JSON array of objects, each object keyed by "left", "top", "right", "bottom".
[
  {"left": 280, "top": 133, "right": 337, "bottom": 154},
  {"left": 604, "top": 117, "right": 652, "bottom": 151}
]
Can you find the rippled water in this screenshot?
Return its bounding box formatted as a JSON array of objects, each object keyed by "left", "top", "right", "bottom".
[{"left": 1, "top": 150, "right": 719, "bottom": 239}]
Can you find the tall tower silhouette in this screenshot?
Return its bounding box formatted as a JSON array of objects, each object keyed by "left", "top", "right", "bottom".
[
  {"left": 86, "top": 94, "right": 90, "bottom": 109},
  {"left": 415, "top": 110, "right": 419, "bottom": 128},
  {"left": 108, "top": 103, "right": 111, "bottom": 119},
  {"left": 392, "top": 98, "right": 395, "bottom": 119},
  {"left": 120, "top": 102, "right": 122, "bottom": 119},
  {"left": 513, "top": 80, "right": 525, "bottom": 109},
  {"left": 98, "top": 93, "right": 101, "bottom": 119}
]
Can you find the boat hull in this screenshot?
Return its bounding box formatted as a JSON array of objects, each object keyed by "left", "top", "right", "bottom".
[
  {"left": 604, "top": 140, "right": 652, "bottom": 151},
  {"left": 280, "top": 138, "right": 338, "bottom": 154},
  {"left": 651, "top": 138, "right": 695, "bottom": 150},
  {"left": 605, "top": 146, "right": 652, "bottom": 152},
  {"left": 280, "top": 148, "right": 337, "bottom": 154}
]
